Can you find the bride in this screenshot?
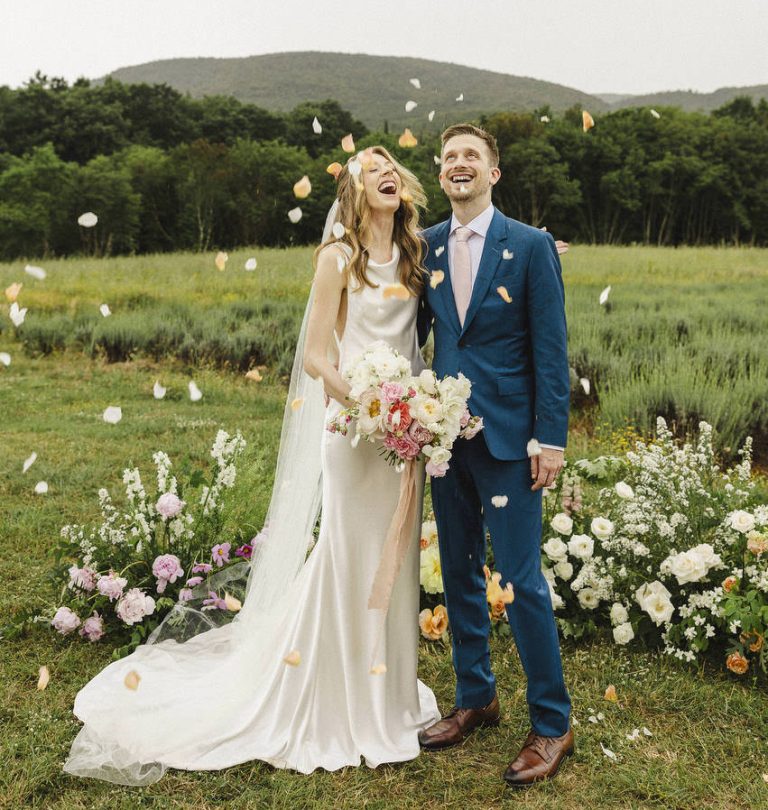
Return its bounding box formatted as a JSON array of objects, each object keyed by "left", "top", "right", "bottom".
[{"left": 63, "top": 146, "right": 441, "bottom": 784}]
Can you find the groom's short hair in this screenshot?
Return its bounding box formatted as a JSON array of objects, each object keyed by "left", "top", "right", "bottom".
[{"left": 441, "top": 123, "right": 499, "bottom": 167}]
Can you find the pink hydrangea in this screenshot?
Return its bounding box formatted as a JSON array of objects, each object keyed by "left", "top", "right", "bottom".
[
  {"left": 426, "top": 460, "right": 450, "bottom": 478},
  {"left": 79, "top": 612, "right": 105, "bottom": 642},
  {"left": 116, "top": 588, "right": 156, "bottom": 626},
  {"left": 383, "top": 430, "right": 421, "bottom": 461},
  {"left": 96, "top": 571, "right": 127, "bottom": 601},
  {"left": 68, "top": 564, "right": 97, "bottom": 592},
  {"left": 51, "top": 606, "right": 81, "bottom": 635},
  {"left": 211, "top": 542, "right": 231, "bottom": 567},
  {"left": 379, "top": 381, "right": 405, "bottom": 403},
  {"left": 156, "top": 492, "right": 185, "bottom": 519},
  {"left": 151, "top": 554, "right": 184, "bottom": 593}
]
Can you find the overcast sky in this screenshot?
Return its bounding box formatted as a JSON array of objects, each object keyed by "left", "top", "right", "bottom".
[{"left": 2, "top": 0, "right": 766, "bottom": 96}]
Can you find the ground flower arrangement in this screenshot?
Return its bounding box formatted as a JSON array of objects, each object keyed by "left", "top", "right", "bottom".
[
  {"left": 26, "top": 429, "right": 256, "bottom": 658},
  {"left": 420, "top": 418, "right": 767, "bottom": 677}
]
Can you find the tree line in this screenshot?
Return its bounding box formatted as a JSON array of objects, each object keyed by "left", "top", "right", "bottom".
[{"left": 1, "top": 73, "right": 766, "bottom": 259}]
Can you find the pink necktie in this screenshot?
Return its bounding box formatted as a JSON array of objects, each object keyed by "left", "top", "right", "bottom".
[{"left": 452, "top": 226, "right": 473, "bottom": 326}]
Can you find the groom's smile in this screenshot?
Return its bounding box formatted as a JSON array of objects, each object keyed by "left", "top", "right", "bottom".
[{"left": 439, "top": 133, "right": 501, "bottom": 207}]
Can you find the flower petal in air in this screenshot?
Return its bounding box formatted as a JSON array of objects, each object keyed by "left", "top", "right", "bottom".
[
  {"left": 410, "top": 78, "right": 421, "bottom": 89},
  {"left": 433, "top": 154, "right": 441, "bottom": 165},
  {"left": 78, "top": 211, "right": 98, "bottom": 228},
  {"left": 650, "top": 109, "right": 661, "bottom": 119},
  {"left": 405, "top": 100, "right": 418, "bottom": 112},
  {"left": 0, "top": 352, "right": 10, "bottom": 367},
  {"left": 103, "top": 406, "right": 122, "bottom": 424},
  {"left": 23, "top": 451, "right": 37, "bottom": 473},
  {"left": 491, "top": 495, "right": 508, "bottom": 508},
  {"left": 293, "top": 175, "right": 312, "bottom": 199},
  {"left": 429, "top": 270, "right": 445, "bottom": 289},
  {"left": 583, "top": 111, "right": 595, "bottom": 132},
  {"left": 456, "top": 93, "right": 464, "bottom": 102},
  {"left": 124, "top": 670, "right": 141, "bottom": 690},
  {"left": 540, "top": 115, "right": 551, "bottom": 123},
  {"left": 214, "top": 251, "right": 228, "bottom": 271},
  {"left": 99, "top": 304, "right": 111, "bottom": 317},
  {"left": 37, "top": 665, "right": 50, "bottom": 691},
  {"left": 24, "top": 264, "right": 46, "bottom": 280},
  {"left": 284, "top": 650, "right": 301, "bottom": 666},
  {"left": 383, "top": 283, "right": 410, "bottom": 301},
  {"left": 244, "top": 257, "right": 257, "bottom": 271},
  {"left": 288, "top": 207, "right": 303, "bottom": 224},
  {"left": 5, "top": 282, "right": 22, "bottom": 301},
  {"left": 502, "top": 249, "right": 513, "bottom": 260},
  {"left": 580, "top": 377, "right": 590, "bottom": 395},
  {"left": 497, "top": 286, "right": 512, "bottom": 303},
  {"left": 9, "top": 302, "right": 27, "bottom": 326},
  {"left": 153, "top": 380, "right": 166, "bottom": 399},
  {"left": 326, "top": 162, "right": 343, "bottom": 180},
  {"left": 332, "top": 222, "right": 346, "bottom": 240},
  {"left": 599, "top": 285, "right": 611, "bottom": 305},
  {"left": 312, "top": 116, "right": 322, "bottom": 134},
  {"left": 428, "top": 110, "right": 436, "bottom": 122},
  {"left": 341, "top": 134, "right": 355, "bottom": 153},
  {"left": 188, "top": 381, "right": 202, "bottom": 402},
  {"left": 398, "top": 128, "right": 418, "bottom": 148}
]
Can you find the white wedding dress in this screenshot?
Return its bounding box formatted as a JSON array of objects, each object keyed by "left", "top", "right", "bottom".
[{"left": 63, "top": 241, "right": 440, "bottom": 785}]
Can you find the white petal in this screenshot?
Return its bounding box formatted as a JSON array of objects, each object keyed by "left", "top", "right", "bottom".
[
  {"left": 188, "top": 381, "right": 202, "bottom": 401},
  {"left": 312, "top": 116, "right": 322, "bottom": 134},
  {"left": 287, "top": 207, "right": 303, "bottom": 224},
  {"left": 600, "top": 742, "right": 618, "bottom": 761},
  {"left": 642, "top": 727, "right": 653, "bottom": 737},
  {"left": 579, "top": 377, "right": 590, "bottom": 395},
  {"left": 99, "top": 304, "right": 111, "bottom": 317},
  {"left": 650, "top": 109, "right": 661, "bottom": 119},
  {"left": 428, "top": 110, "right": 436, "bottom": 121},
  {"left": 23, "top": 451, "right": 37, "bottom": 473},
  {"left": 409, "top": 78, "right": 421, "bottom": 89},
  {"left": 37, "top": 665, "right": 50, "bottom": 690},
  {"left": 502, "top": 249, "right": 513, "bottom": 260},
  {"left": 491, "top": 495, "right": 508, "bottom": 508},
  {"left": 626, "top": 728, "right": 641, "bottom": 741},
  {"left": 78, "top": 211, "right": 98, "bottom": 228},
  {"left": 540, "top": 115, "right": 551, "bottom": 123},
  {"left": 405, "top": 100, "right": 418, "bottom": 112},
  {"left": 599, "top": 285, "right": 611, "bottom": 305},
  {"left": 332, "top": 222, "right": 346, "bottom": 240},
  {"left": 588, "top": 715, "right": 598, "bottom": 723},
  {"left": 244, "top": 257, "right": 257, "bottom": 271},
  {"left": 0, "top": 352, "right": 10, "bottom": 366},
  {"left": 435, "top": 246, "right": 445, "bottom": 257},
  {"left": 456, "top": 93, "right": 464, "bottom": 102},
  {"left": 34, "top": 480, "right": 48, "bottom": 494},
  {"left": 9, "top": 302, "right": 28, "bottom": 326},
  {"left": 348, "top": 159, "right": 362, "bottom": 177},
  {"left": 433, "top": 154, "right": 441, "bottom": 165},
  {"left": 24, "top": 264, "right": 46, "bottom": 280},
  {"left": 102, "top": 406, "right": 122, "bottom": 424},
  {"left": 153, "top": 380, "right": 166, "bottom": 399}
]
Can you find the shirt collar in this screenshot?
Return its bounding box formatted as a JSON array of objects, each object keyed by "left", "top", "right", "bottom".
[{"left": 449, "top": 203, "right": 495, "bottom": 239}]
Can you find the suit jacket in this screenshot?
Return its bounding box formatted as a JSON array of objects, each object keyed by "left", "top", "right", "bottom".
[{"left": 418, "top": 206, "right": 569, "bottom": 461}]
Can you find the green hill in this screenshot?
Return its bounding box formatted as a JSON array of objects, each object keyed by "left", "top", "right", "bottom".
[
  {"left": 103, "top": 51, "right": 608, "bottom": 131},
  {"left": 602, "top": 85, "right": 768, "bottom": 112}
]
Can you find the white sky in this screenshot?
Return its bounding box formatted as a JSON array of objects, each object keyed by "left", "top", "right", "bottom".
[{"left": 1, "top": 0, "right": 766, "bottom": 96}]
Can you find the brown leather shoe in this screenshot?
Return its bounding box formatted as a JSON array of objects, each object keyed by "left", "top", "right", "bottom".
[
  {"left": 418, "top": 694, "right": 500, "bottom": 750},
  {"left": 503, "top": 727, "right": 575, "bottom": 788}
]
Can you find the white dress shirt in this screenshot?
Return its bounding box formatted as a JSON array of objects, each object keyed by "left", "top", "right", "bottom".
[{"left": 447, "top": 204, "right": 564, "bottom": 453}]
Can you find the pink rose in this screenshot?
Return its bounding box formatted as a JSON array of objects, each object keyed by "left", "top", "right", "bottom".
[
  {"left": 426, "top": 460, "right": 450, "bottom": 478},
  {"left": 79, "top": 612, "right": 105, "bottom": 642},
  {"left": 460, "top": 409, "right": 471, "bottom": 428},
  {"left": 152, "top": 554, "right": 184, "bottom": 593},
  {"left": 379, "top": 381, "right": 405, "bottom": 403},
  {"left": 51, "top": 606, "right": 80, "bottom": 635},
  {"left": 384, "top": 431, "right": 421, "bottom": 461},
  {"left": 156, "top": 492, "right": 184, "bottom": 519},
  {"left": 96, "top": 571, "right": 127, "bottom": 601},
  {"left": 408, "top": 420, "right": 435, "bottom": 446},
  {"left": 68, "top": 564, "right": 97, "bottom": 592}
]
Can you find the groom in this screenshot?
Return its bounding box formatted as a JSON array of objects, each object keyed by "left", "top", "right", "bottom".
[{"left": 417, "top": 123, "right": 573, "bottom": 787}]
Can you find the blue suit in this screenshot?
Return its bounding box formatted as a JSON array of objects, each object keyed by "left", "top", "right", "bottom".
[{"left": 419, "top": 206, "right": 571, "bottom": 737}]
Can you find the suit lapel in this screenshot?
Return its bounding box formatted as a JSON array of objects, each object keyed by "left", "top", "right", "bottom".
[
  {"left": 460, "top": 208, "right": 507, "bottom": 336},
  {"left": 427, "top": 220, "right": 462, "bottom": 335}
]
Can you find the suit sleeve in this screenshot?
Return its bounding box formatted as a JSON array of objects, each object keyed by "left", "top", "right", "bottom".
[{"left": 526, "top": 231, "right": 570, "bottom": 448}]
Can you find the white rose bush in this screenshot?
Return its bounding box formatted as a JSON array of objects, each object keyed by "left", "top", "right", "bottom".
[{"left": 9, "top": 429, "right": 256, "bottom": 658}]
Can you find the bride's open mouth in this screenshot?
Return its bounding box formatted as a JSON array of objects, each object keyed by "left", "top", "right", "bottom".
[{"left": 378, "top": 179, "right": 398, "bottom": 196}]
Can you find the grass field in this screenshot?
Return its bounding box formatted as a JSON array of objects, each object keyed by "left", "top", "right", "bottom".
[{"left": 2, "top": 246, "right": 768, "bottom": 808}]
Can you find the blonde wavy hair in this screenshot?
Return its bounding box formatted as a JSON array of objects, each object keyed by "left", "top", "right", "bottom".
[{"left": 313, "top": 146, "right": 427, "bottom": 296}]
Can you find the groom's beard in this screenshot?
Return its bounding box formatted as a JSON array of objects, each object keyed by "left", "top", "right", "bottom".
[{"left": 444, "top": 182, "right": 483, "bottom": 205}]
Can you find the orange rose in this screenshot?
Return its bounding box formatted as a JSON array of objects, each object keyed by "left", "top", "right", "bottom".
[
  {"left": 739, "top": 632, "right": 764, "bottom": 653},
  {"left": 722, "top": 576, "right": 738, "bottom": 592},
  {"left": 491, "top": 599, "right": 508, "bottom": 621},
  {"left": 726, "top": 651, "right": 749, "bottom": 675},
  {"left": 419, "top": 605, "right": 449, "bottom": 641}
]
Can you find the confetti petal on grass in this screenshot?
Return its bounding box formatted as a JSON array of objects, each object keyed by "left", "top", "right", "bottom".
[
  {"left": 188, "top": 381, "right": 202, "bottom": 402},
  {"left": 326, "top": 162, "right": 343, "bottom": 180},
  {"left": 496, "top": 286, "right": 512, "bottom": 303},
  {"left": 124, "top": 670, "right": 141, "bottom": 690},
  {"left": 291, "top": 397, "right": 304, "bottom": 411},
  {"left": 341, "top": 134, "right": 355, "bottom": 153},
  {"left": 410, "top": 78, "right": 421, "bottom": 89},
  {"left": 288, "top": 207, "right": 303, "bottom": 224},
  {"left": 382, "top": 283, "right": 410, "bottom": 301},
  {"left": 215, "top": 252, "right": 228, "bottom": 271},
  {"left": 405, "top": 100, "right": 418, "bottom": 112},
  {"left": 527, "top": 439, "right": 542, "bottom": 457},
  {"left": 103, "top": 406, "right": 122, "bottom": 424},
  {"left": 9, "top": 302, "right": 27, "bottom": 326},
  {"left": 626, "top": 728, "right": 641, "bottom": 741},
  {"left": 435, "top": 245, "right": 445, "bottom": 257},
  {"left": 99, "top": 304, "right": 111, "bottom": 317},
  {"left": 428, "top": 110, "right": 435, "bottom": 122},
  {"left": 642, "top": 727, "right": 653, "bottom": 737},
  {"left": 23, "top": 451, "right": 37, "bottom": 473},
  {"left": 540, "top": 115, "right": 551, "bottom": 123},
  {"left": 224, "top": 592, "right": 242, "bottom": 612},
  {"left": 293, "top": 175, "right": 312, "bottom": 199},
  {"left": 604, "top": 684, "right": 618, "bottom": 702},
  {"left": 34, "top": 481, "right": 48, "bottom": 494},
  {"left": 332, "top": 222, "right": 346, "bottom": 240},
  {"left": 245, "top": 369, "right": 263, "bottom": 382},
  {"left": 580, "top": 377, "right": 591, "bottom": 395},
  {"left": 244, "top": 257, "right": 257, "bottom": 271},
  {"left": 284, "top": 650, "right": 301, "bottom": 666},
  {"left": 429, "top": 270, "right": 445, "bottom": 289},
  {"left": 5, "top": 282, "right": 22, "bottom": 301},
  {"left": 502, "top": 249, "right": 513, "bottom": 260},
  {"left": 312, "top": 116, "right": 322, "bottom": 134},
  {"left": 491, "top": 495, "right": 508, "bottom": 508},
  {"left": 78, "top": 211, "right": 98, "bottom": 228},
  {"left": 153, "top": 380, "right": 166, "bottom": 399},
  {"left": 370, "top": 664, "right": 387, "bottom": 675},
  {"left": 600, "top": 742, "right": 618, "bottom": 761},
  {"left": 583, "top": 110, "right": 595, "bottom": 132},
  {"left": 24, "top": 264, "right": 46, "bottom": 280},
  {"left": 650, "top": 109, "right": 661, "bottom": 119},
  {"left": 37, "top": 665, "right": 50, "bottom": 691},
  {"left": 0, "top": 352, "right": 10, "bottom": 367},
  {"left": 762, "top": 773, "right": 768, "bottom": 784},
  {"left": 456, "top": 93, "right": 464, "bottom": 102},
  {"left": 599, "top": 285, "right": 611, "bottom": 305},
  {"left": 398, "top": 128, "right": 418, "bottom": 148}
]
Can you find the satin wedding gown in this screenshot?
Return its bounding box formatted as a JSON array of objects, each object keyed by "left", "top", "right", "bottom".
[{"left": 63, "top": 241, "right": 440, "bottom": 784}]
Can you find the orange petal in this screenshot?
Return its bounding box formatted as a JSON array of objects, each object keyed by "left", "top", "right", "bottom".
[
  {"left": 293, "top": 175, "right": 312, "bottom": 199},
  {"left": 326, "top": 162, "right": 343, "bottom": 180},
  {"left": 582, "top": 110, "right": 595, "bottom": 132},
  {"left": 398, "top": 128, "right": 418, "bottom": 148},
  {"left": 291, "top": 397, "right": 305, "bottom": 411},
  {"left": 124, "top": 670, "right": 141, "bottom": 691},
  {"left": 497, "top": 286, "right": 512, "bottom": 303},
  {"left": 382, "top": 283, "right": 410, "bottom": 301},
  {"left": 37, "top": 665, "right": 50, "bottom": 691},
  {"left": 284, "top": 650, "right": 301, "bottom": 666},
  {"left": 245, "top": 369, "right": 263, "bottom": 382},
  {"left": 5, "top": 282, "right": 22, "bottom": 302},
  {"left": 429, "top": 270, "right": 445, "bottom": 289},
  {"left": 214, "top": 251, "right": 228, "bottom": 271},
  {"left": 604, "top": 684, "right": 618, "bottom": 702},
  {"left": 341, "top": 134, "right": 355, "bottom": 153},
  {"left": 224, "top": 592, "right": 242, "bottom": 612}
]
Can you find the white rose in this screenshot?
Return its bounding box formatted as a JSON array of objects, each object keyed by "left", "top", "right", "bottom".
[
  {"left": 615, "top": 481, "right": 634, "bottom": 499},
  {"left": 542, "top": 537, "right": 568, "bottom": 561},
  {"left": 610, "top": 602, "right": 629, "bottom": 626},
  {"left": 591, "top": 517, "right": 614, "bottom": 540},
  {"left": 550, "top": 513, "right": 574, "bottom": 536},
  {"left": 567, "top": 534, "right": 594, "bottom": 560},
  {"left": 668, "top": 549, "right": 708, "bottom": 585},
  {"left": 635, "top": 580, "right": 672, "bottom": 611},
  {"left": 728, "top": 510, "right": 755, "bottom": 534},
  {"left": 417, "top": 369, "right": 437, "bottom": 394},
  {"left": 577, "top": 587, "right": 599, "bottom": 610},
  {"left": 423, "top": 445, "right": 451, "bottom": 465},
  {"left": 643, "top": 593, "right": 674, "bottom": 625},
  {"left": 554, "top": 560, "right": 574, "bottom": 581},
  {"left": 692, "top": 543, "right": 721, "bottom": 568},
  {"left": 612, "top": 622, "right": 635, "bottom": 645}
]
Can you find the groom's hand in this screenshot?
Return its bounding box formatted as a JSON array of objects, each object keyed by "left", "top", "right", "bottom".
[{"left": 531, "top": 448, "right": 564, "bottom": 491}]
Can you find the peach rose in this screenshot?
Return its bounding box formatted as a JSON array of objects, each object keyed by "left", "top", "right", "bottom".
[
  {"left": 726, "top": 651, "right": 749, "bottom": 675},
  {"left": 486, "top": 571, "right": 514, "bottom": 608},
  {"left": 740, "top": 632, "right": 764, "bottom": 653},
  {"left": 722, "top": 576, "right": 738, "bottom": 592},
  {"left": 419, "top": 605, "right": 449, "bottom": 640},
  {"left": 491, "top": 599, "right": 508, "bottom": 621},
  {"left": 747, "top": 531, "right": 768, "bottom": 556}
]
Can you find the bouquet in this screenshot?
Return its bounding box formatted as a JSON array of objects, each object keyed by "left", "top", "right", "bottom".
[{"left": 327, "top": 340, "right": 483, "bottom": 476}]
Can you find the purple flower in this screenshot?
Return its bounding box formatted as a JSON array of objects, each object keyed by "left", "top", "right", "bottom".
[
  {"left": 185, "top": 576, "right": 204, "bottom": 587},
  {"left": 201, "top": 590, "right": 227, "bottom": 610},
  {"left": 96, "top": 571, "right": 127, "bottom": 601},
  {"left": 211, "top": 542, "right": 231, "bottom": 567},
  {"left": 79, "top": 612, "right": 105, "bottom": 642},
  {"left": 151, "top": 553, "right": 184, "bottom": 594},
  {"left": 116, "top": 588, "right": 156, "bottom": 626},
  {"left": 178, "top": 588, "right": 194, "bottom": 602},
  {"left": 51, "top": 606, "right": 80, "bottom": 635},
  {"left": 68, "top": 564, "right": 97, "bottom": 592},
  {"left": 155, "top": 492, "right": 185, "bottom": 519},
  {"left": 192, "top": 562, "right": 213, "bottom": 574},
  {"left": 234, "top": 544, "right": 253, "bottom": 559}
]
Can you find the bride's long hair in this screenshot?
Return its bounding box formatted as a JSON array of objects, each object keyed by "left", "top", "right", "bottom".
[{"left": 314, "top": 145, "right": 427, "bottom": 296}]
